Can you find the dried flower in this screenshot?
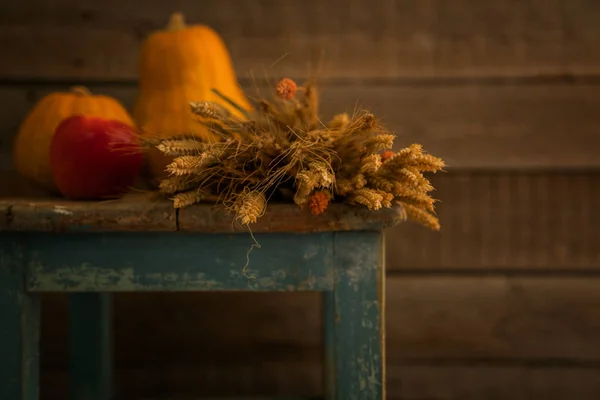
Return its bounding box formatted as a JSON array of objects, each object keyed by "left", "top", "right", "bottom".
[
  {"left": 346, "top": 111, "right": 377, "bottom": 133},
  {"left": 352, "top": 174, "right": 367, "bottom": 190},
  {"left": 335, "top": 179, "right": 355, "bottom": 196},
  {"left": 327, "top": 113, "right": 350, "bottom": 129},
  {"left": 157, "top": 139, "right": 205, "bottom": 156},
  {"left": 275, "top": 78, "right": 297, "bottom": 100},
  {"left": 190, "top": 101, "right": 230, "bottom": 119},
  {"left": 408, "top": 154, "right": 446, "bottom": 172},
  {"left": 308, "top": 162, "right": 335, "bottom": 188},
  {"left": 400, "top": 202, "right": 441, "bottom": 231},
  {"left": 360, "top": 154, "right": 382, "bottom": 174},
  {"left": 379, "top": 191, "right": 395, "bottom": 208},
  {"left": 398, "top": 168, "right": 422, "bottom": 187},
  {"left": 294, "top": 162, "right": 335, "bottom": 205},
  {"left": 309, "top": 191, "right": 331, "bottom": 215},
  {"left": 234, "top": 190, "right": 266, "bottom": 225},
  {"left": 381, "top": 150, "right": 395, "bottom": 161},
  {"left": 294, "top": 170, "right": 320, "bottom": 205},
  {"left": 385, "top": 144, "right": 422, "bottom": 168},
  {"left": 166, "top": 153, "right": 218, "bottom": 175},
  {"left": 365, "top": 134, "right": 395, "bottom": 153},
  {"left": 159, "top": 175, "right": 197, "bottom": 194},
  {"left": 173, "top": 190, "right": 206, "bottom": 208},
  {"left": 349, "top": 188, "right": 384, "bottom": 210}
]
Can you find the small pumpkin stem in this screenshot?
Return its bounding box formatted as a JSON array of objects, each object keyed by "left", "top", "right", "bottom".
[
  {"left": 167, "top": 12, "right": 186, "bottom": 31},
  {"left": 71, "top": 86, "right": 91, "bottom": 96}
]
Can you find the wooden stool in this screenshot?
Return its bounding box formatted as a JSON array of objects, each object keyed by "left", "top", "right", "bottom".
[{"left": 0, "top": 197, "right": 401, "bottom": 399}]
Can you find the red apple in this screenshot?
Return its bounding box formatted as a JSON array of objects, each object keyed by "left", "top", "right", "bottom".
[{"left": 49, "top": 115, "right": 144, "bottom": 200}]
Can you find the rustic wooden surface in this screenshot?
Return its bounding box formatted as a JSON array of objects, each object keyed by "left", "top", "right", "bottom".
[
  {"left": 2, "top": 170, "right": 598, "bottom": 271},
  {"left": 1, "top": 0, "right": 599, "bottom": 398},
  {"left": 0, "top": 195, "right": 404, "bottom": 233},
  {"left": 21, "top": 231, "right": 337, "bottom": 292},
  {"left": 101, "top": 278, "right": 600, "bottom": 363},
  {"left": 1, "top": 0, "right": 600, "bottom": 80},
  {"left": 38, "top": 365, "right": 600, "bottom": 400},
  {"left": 36, "top": 273, "right": 600, "bottom": 398},
  {"left": 386, "top": 171, "right": 600, "bottom": 270},
  {"left": 2, "top": 83, "right": 600, "bottom": 170},
  {"left": 328, "top": 232, "right": 384, "bottom": 399}
]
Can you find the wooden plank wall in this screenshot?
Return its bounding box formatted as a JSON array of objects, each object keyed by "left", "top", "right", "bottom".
[{"left": 1, "top": 0, "right": 600, "bottom": 398}]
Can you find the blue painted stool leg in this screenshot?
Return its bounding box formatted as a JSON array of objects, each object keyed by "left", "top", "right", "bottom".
[
  {"left": 69, "top": 293, "right": 113, "bottom": 400},
  {"left": 331, "top": 231, "right": 385, "bottom": 400},
  {"left": 0, "top": 238, "right": 40, "bottom": 399}
]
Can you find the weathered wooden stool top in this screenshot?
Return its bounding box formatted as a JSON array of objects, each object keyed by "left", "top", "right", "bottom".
[{"left": 0, "top": 194, "right": 405, "bottom": 233}]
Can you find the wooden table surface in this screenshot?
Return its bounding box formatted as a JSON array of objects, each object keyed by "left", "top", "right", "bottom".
[{"left": 0, "top": 194, "right": 406, "bottom": 233}]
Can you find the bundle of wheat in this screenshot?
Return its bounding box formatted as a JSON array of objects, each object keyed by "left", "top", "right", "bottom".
[{"left": 146, "top": 78, "right": 446, "bottom": 230}]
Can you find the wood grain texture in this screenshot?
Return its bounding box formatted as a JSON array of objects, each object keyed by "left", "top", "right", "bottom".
[
  {"left": 2, "top": 82, "right": 600, "bottom": 169},
  {"left": 3, "top": 170, "right": 598, "bottom": 270},
  {"left": 2, "top": 0, "right": 600, "bottom": 80},
  {"left": 386, "top": 276, "right": 600, "bottom": 361},
  {"left": 386, "top": 171, "right": 600, "bottom": 270},
  {"left": 386, "top": 365, "right": 600, "bottom": 400},
  {"left": 38, "top": 276, "right": 600, "bottom": 374},
  {"left": 117, "top": 276, "right": 600, "bottom": 362},
  {"left": 38, "top": 365, "right": 600, "bottom": 399},
  {"left": 0, "top": 196, "right": 403, "bottom": 233},
  {"left": 37, "top": 274, "right": 600, "bottom": 397},
  {"left": 0, "top": 171, "right": 49, "bottom": 197}
]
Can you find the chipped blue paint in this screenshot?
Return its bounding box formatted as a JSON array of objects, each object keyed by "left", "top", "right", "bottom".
[
  {"left": 21, "top": 232, "right": 335, "bottom": 292},
  {"left": 330, "top": 231, "right": 384, "bottom": 400},
  {"left": 0, "top": 228, "right": 385, "bottom": 399}
]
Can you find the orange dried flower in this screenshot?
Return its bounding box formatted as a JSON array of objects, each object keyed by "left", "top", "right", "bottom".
[
  {"left": 308, "top": 191, "right": 330, "bottom": 215},
  {"left": 381, "top": 150, "right": 395, "bottom": 161},
  {"left": 275, "top": 78, "right": 297, "bottom": 100}
]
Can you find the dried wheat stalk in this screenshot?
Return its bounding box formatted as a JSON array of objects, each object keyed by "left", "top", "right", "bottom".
[{"left": 149, "top": 78, "right": 446, "bottom": 230}]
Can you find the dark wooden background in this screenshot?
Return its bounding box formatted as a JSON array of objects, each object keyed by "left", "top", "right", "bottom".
[{"left": 2, "top": 0, "right": 600, "bottom": 398}]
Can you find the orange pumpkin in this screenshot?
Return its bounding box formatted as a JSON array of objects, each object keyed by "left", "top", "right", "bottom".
[
  {"left": 133, "top": 12, "right": 251, "bottom": 182},
  {"left": 12, "top": 86, "right": 134, "bottom": 193}
]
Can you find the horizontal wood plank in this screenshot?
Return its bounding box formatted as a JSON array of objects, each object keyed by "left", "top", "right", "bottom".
[
  {"left": 39, "top": 365, "right": 600, "bottom": 399},
  {"left": 0, "top": 196, "right": 403, "bottom": 233},
  {"left": 386, "top": 276, "right": 600, "bottom": 361},
  {"left": 38, "top": 276, "right": 600, "bottom": 396},
  {"left": 22, "top": 232, "right": 336, "bottom": 292},
  {"left": 388, "top": 365, "right": 600, "bottom": 400},
  {"left": 2, "top": 0, "right": 600, "bottom": 80},
  {"left": 2, "top": 82, "right": 600, "bottom": 169},
  {"left": 3, "top": 169, "right": 599, "bottom": 270},
  {"left": 39, "top": 276, "right": 600, "bottom": 374},
  {"left": 386, "top": 171, "right": 600, "bottom": 270}
]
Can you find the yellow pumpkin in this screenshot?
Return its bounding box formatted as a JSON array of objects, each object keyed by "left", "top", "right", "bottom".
[
  {"left": 12, "top": 86, "right": 135, "bottom": 193},
  {"left": 133, "top": 12, "right": 252, "bottom": 182}
]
